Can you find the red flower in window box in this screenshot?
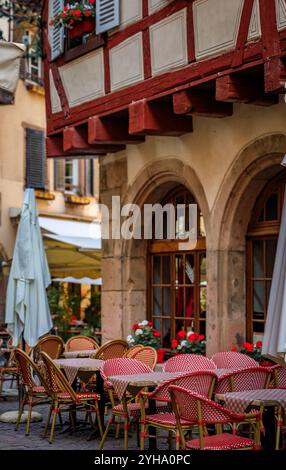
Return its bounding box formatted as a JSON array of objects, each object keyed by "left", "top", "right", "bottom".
[{"left": 68, "top": 17, "right": 95, "bottom": 40}]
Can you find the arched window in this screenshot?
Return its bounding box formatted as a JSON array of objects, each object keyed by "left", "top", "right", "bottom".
[
  {"left": 148, "top": 186, "right": 206, "bottom": 347},
  {"left": 246, "top": 172, "right": 286, "bottom": 342}
]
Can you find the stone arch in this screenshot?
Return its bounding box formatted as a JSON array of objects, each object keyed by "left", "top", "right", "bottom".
[
  {"left": 207, "top": 133, "right": 286, "bottom": 354},
  {"left": 119, "top": 157, "right": 210, "bottom": 340}
]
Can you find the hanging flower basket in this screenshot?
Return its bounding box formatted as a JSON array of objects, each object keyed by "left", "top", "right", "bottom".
[{"left": 68, "top": 17, "right": 95, "bottom": 40}]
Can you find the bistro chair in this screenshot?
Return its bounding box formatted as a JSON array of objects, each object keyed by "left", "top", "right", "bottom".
[
  {"left": 93, "top": 339, "right": 129, "bottom": 360},
  {"left": 272, "top": 365, "right": 286, "bottom": 388},
  {"left": 163, "top": 354, "right": 217, "bottom": 372},
  {"left": 33, "top": 335, "right": 64, "bottom": 362},
  {"left": 39, "top": 351, "right": 103, "bottom": 444},
  {"left": 123, "top": 344, "right": 143, "bottom": 358},
  {"left": 132, "top": 346, "right": 157, "bottom": 370},
  {"left": 211, "top": 351, "right": 258, "bottom": 369},
  {"left": 215, "top": 367, "right": 272, "bottom": 394},
  {"left": 139, "top": 371, "right": 217, "bottom": 450},
  {"left": 99, "top": 358, "right": 152, "bottom": 450},
  {"left": 169, "top": 386, "right": 261, "bottom": 450},
  {"left": 13, "top": 348, "right": 49, "bottom": 436},
  {"left": 0, "top": 336, "right": 18, "bottom": 394},
  {"left": 65, "top": 335, "right": 99, "bottom": 352}
]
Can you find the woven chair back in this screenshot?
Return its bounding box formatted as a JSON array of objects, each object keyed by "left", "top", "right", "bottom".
[
  {"left": 33, "top": 335, "right": 64, "bottom": 361},
  {"left": 215, "top": 367, "right": 271, "bottom": 394},
  {"left": 94, "top": 339, "right": 128, "bottom": 360},
  {"left": 211, "top": 351, "right": 258, "bottom": 369},
  {"left": 164, "top": 354, "right": 216, "bottom": 372},
  {"left": 132, "top": 346, "right": 157, "bottom": 370},
  {"left": 65, "top": 335, "right": 99, "bottom": 352}
]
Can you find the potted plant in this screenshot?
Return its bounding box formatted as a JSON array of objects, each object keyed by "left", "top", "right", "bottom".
[
  {"left": 171, "top": 330, "right": 206, "bottom": 355},
  {"left": 127, "top": 320, "right": 165, "bottom": 362},
  {"left": 49, "top": 1, "right": 96, "bottom": 41},
  {"left": 231, "top": 341, "right": 274, "bottom": 366}
]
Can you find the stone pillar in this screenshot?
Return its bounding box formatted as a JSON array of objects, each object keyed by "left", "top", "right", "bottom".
[
  {"left": 99, "top": 156, "right": 127, "bottom": 343},
  {"left": 206, "top": 248, "right": 246, "bottom": 356}
]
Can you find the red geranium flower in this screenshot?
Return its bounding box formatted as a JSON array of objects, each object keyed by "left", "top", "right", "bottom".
[
  {"left": 171, "top": 339, "right": 178, "bottom": 348},
  {"left": 148, "top": 322, "right": 153, "bottom": 327},
  {"left": 188, "top": 333, "right": 197, "bottom": 342},
  {"left": 244, "top": 342, "right": 254, "bottom": 352},
  {"left": 256, "top": 341, "right": 263, "bottom": 349},
  {"left": 133, "top": 323, "right": 139, "bottom": 330},
  {"left": 63, "top": 5, "right": 68, "bottom": 11},
  {"left": 177, "top": 330, "right": 187, "bottom": 339},
  {"left": 153, "top": 331, "right": 161, "bottom": 337},
  {"left": 231, "top": 347, "right": 238, "bottom": 352},
  {"left": 75, "top": 9, "right": 81, "bottom": 16},
  {"left": 85, "top": 10, "right": 92, "bottom": 16},
  {"left": 89, "top": 0, "right": 96, "bottom": 3},
  {"left": 49, "top": 19, "right": 54, "bottom": 25},
  {"left": 198, "top": 334, "right": 205, "bottom": 341}
]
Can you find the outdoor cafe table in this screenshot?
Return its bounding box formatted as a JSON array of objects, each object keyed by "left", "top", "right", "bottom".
[
  {"left": 63, "top": 350, "right": 97, "bottom": 359},
  {"left": 215, "top": 388, "right": 286, "bottom": 449},
  {"left": 108, "top": 369, "right": 232, "bottom": 450},
  {"left": 54, "top": 357, "right": 105, "bottom": 433}
]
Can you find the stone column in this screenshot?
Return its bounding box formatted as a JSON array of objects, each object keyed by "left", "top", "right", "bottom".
[{"left": 99, "top": 155, "right": 127, "bottom": 343}]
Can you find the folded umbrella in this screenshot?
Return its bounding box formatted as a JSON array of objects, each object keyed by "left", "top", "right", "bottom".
[{"left": 5, "top": 189, "right": 53, "bottom": 347}]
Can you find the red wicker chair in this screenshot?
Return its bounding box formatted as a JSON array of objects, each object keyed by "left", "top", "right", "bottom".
[
  {"left": 99, "top": 358, "right": 152, "bottom": 449},
  {"left": 272, "top": 365, "right": 286, "bottom": 388},
  {"left": 169, "top": 386, "right": 262, "bottom": 450},
  {"left": 40, "top": 351, "right": 103, "bottom": 444},
  {"left": 211, "top": 351, "right": 258, "bottom": 369},
  {"left": 132, "top": 346, "right": 157, "bottom": 370},
  {"left": 13, "top": 348, "right": 48, "bottom": 436},
  {"left": 0, "top": 336, "right": 18, "bottom": 394},
  {"left": 65, "top": 335, "right": 99, "bottom": 352},
  {"left": 139, "top": 371, "right": 217, "bottom": 450},
  {"left": 215, "top": 367, "right": 272, "bottom": 394},
  {"left": 164, "top": 354, "right": 216, "bottom": 372}
]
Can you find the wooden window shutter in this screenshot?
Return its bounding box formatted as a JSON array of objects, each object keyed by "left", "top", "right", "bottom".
[
  {"left": 54, "top": 160, "right": 65, "bottom": 191},
  {"left": 96, "top": 0, "right": 120, "bottom": 34},
  {"left": 49, "top": 0, "right": 65, "bottom": 60},
  {"left": 25, "top": 128, "right": 46, "bottom": 189}
]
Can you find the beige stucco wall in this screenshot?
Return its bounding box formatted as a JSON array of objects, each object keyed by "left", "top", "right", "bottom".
[
  {"left": 126, "top": 98, "right": 286, "bottom": 212},
  {"left": 0, "top": 80, "right": 46, "bottom": 258}
]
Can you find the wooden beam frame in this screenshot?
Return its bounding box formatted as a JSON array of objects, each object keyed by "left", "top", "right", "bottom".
[
  {"left": 216, "top": 74, "right": 278, "bottom": 106},
  {"left": 264, "top": 57, "right": 286, "bottom": 93},
  {"left": 129, "top": 99, "right": 193, "bottom": 136},
  {"left": 173, "top": 90, "right": 233, "bottom": 118},
  {"left": 88, "top": 116, "right": 145, "bottom": 145}
]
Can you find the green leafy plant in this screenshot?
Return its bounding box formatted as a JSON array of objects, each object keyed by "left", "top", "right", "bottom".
[
  {"left": 231, "top": 341, "right": 263, "bottom": 362},
  {"left": 127, "top": 320, "right": 162, "bottom": 350},
  {"left": 171, "top": 331, "right": 206, "bottom": 355},
  {"left": 49, "top": 1, "right": 95, "bottom": 29}
]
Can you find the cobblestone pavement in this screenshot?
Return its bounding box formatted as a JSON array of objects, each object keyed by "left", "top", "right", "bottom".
[{"left": 0, "top": 394, "right": 168, "bottom": 450}]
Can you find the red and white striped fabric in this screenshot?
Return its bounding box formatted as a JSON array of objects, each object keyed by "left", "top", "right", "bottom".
[
  {"left": 54, "top": 358, "right": 103, "bottom": 384},
  {"left": 186, "top": 433, "right": 256, "bottom": 450},
  {"left": 163, "top": 354, "right": 217, "bottom": 372},
  {"left": 211, "top": 351, "right": 258, "bottom": 369},
  {"left": 219, "top": 388, "right": 286, "bottom": 414},
  {"left": 215, "top": 367, "right": 271, "bottom": 394},
  {"left": 272, "top": 365, "right": 286, "bottom": 387}
]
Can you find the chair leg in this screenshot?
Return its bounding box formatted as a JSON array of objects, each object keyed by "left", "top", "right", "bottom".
[
  {"left": 140, "top": 420, "right": 145, "bottom": 451},
  {"left": 276, "top": 412, "right": 282, "bottom": 450},
  {"left": 99, "top": 417, "right": 113, "bottom": 450},
  {"left": 115, "top": 419, "right": 121, "bottom": 439},
  {"left": 43, "top": 405, "right": 53, "bottom": 438},
  {"left": 124, "top": 417, "right": 129, "bottom": 450},
  {"left": 15, "top": 400, "right": 25, "bottom": 431},
  {"left": 168, "top": 430, "right": 173, "bottom": 450},
  {"left": 25, "top": 399, "right": 33, "bottom": 435},
  {"left": 49, "top": 403, "right": 58, "bottom": 444},
  {"left": 175, "top": 429, "right": 180, "bottom": 450},
  {"left": 95, "top": 403, "right": 103, "bottom": 438}
]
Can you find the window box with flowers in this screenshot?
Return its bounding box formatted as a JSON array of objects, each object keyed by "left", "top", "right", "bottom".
[
  {"left": 171, "top": 331, "right": 206, "bottom": 355},
  {"left": 231, "top": 341, "right": 274, "bottom": 366},
  {"left": 49, "top": 1, "right": 96, "bottom": 41},
  {"left": 127, "top": 320, "right": 165, "bottom": 363}
]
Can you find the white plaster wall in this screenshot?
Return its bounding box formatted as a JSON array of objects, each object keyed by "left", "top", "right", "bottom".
[
  {"left": 193, "top": 0, "right": 244, "bottom": 60},
  {"left": 109, "top": 33, "right": 144, "bottom": 91},
  {"left": 150, "top": 9, "right": 188, "bottom": 75},
  {"left": 120, "top": 0, "right": 142, "bottom": 29},
  {"left": 148, "top": 0, "right": 173, "bottom": 15},
  {"left": 125, "top": 98, "right": 286, "bottom": 212},
  {"left": 59, "top": 49, "right": 105, "bottom": 108}
]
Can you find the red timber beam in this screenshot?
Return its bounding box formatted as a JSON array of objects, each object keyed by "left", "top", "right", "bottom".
[
  {"left": 88, "top": 116, "right": 145, "bottom": 145},
  {"left": 264, "top": 57, "right": 286, "bottom": 93},
  {"left": 215, "top": 74, "right": 278, "bottom": 106},
  {"left": 129, "top": 99, "right": 193, "bottom": 136},
  {"left": 46, "top": 128, "right": 125, "bottom": 158},
  {"left": 173, "top": 90, "right": 233, "bottom": 118}
]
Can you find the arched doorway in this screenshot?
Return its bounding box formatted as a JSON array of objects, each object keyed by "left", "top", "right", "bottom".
[
  {"left": 147, "top": 186, "right": 206, "bottom": 347},
  {"left": 246, "top": 172, "right": 286, "bottom": 343}
]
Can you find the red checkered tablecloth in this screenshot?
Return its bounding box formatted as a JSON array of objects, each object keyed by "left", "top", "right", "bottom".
[
  {"left": 63, "top": 350, "right": 97, "bottom": 359},
  {"left": 108, "top": 371, "right": 189, "bottom": 400},
  {"left": 54, "top": 358, "right": 103, "bottom": 384},
  {"left": 217, "top": 388, "right": 286, "bottom": 414}
]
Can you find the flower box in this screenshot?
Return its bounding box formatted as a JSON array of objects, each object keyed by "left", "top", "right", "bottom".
[{"left": 68, "top": 18, "right": 95, "bottom": 40}]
